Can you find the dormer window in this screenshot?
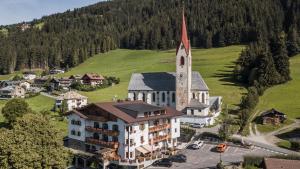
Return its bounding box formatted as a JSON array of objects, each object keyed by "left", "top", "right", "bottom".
[{"left": 180, "top": 56, "right": 185, "bottom": 66}]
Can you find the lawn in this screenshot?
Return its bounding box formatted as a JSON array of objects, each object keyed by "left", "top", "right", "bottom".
[
  {"left": 61, "top": 45, "right": 246, "bottom": 109},
  {"left": 256, "top": 54, "right": 300, "bottom": 120},
  {"left": 0, "top": 95, "right": 54, "bottom": 123}
]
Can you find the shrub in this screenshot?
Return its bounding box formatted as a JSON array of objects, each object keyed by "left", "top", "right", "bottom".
[{"left": 243, "top": 155, "right": 264, "bottom": 167}]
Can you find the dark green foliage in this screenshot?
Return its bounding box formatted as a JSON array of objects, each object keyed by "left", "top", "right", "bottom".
[
  {"left": 12, "top": 75, "right": 23, "bottom": 81},
  {"left": 178, "top": 127, "right": 195, "bottom": 142},
  {"left": 0, "top": 0, "right": 299, "bottom": 74},
  {"left": 243, "top": 156, "right": 264, "bottom": 168},
  {"left": 1, "top": 98, "right": 31, "bottom": 125},
  {"left": 290, "top": 141, "right": 300, "bottom": 151},
  {"left": 70, "top": 76, "right": 119, "bottom": 91},
  {"left": 0, "top": 113, "right": 71, "bottom": 168}
]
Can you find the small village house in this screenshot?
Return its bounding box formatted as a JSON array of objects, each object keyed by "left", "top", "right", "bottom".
[
  {"left": 81, "top": 73, "right": 105, "bottom": 87},
  {"left": 50, "top": 78, "right": 73, "bottom": 91},
  {"left": 32, "top": 77, "right": 48, "bottom": 88},
  {"left": 23, "top": 71, "right": 37, "bottom": 80},
  {"left": 69, "top": 75, "right": 82, "bottom": 83},
  {"left": 0, "top": 86, "right": 25, "bottom": 99},
  {"left": 64, "top": 100, "right": 182, "bottom": 169},
  {"left": 260, "top": 109, "right": 286, "bottom": 125},
  {"left": 49, "top": 68, "right": 65, "bottom": 74},
  {"left": 55, "top": 91, "right": 88, "bottom": 111}
]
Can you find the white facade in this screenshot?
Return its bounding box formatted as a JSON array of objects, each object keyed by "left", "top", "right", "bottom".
[
  {"left": 55, "top": 91, "right": 88, "bottom": 111},
  {"left": 127, "top": 91, "right": 176, "bottom": 107},
  {"left": 66, "top": 102, "right": 181, "bottom": 169},
  {"left": 23, "top": 74, "right": 36, "bottom": 80}
]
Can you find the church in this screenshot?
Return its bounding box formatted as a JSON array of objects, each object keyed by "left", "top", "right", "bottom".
[{"left": 127, "top": 12, "right": 222, "bottom": 126}]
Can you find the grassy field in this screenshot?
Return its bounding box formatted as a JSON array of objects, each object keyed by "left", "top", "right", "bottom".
[
  {"left": 256, "top": 54, "right": 300, "bottom": 120},
  {"left": 61, "top": 46, "right": 246, "bottom": 109},
  {"left": 0, "top": 95, "right": 54, "bottom": 122}
]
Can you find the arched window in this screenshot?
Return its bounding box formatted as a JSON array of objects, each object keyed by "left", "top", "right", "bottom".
[
  {"left": 202, "top": 93, "right": 205, "bottom": 103},
  {"left": 142, "top": 93, "right": 146, "bottom": 102},
  {"left": 162, "top": 92, "right": 165, "bottom": 102},
  {"left": 180, "top": 56, "right": 185, "bottom": 66},
  {"left": 102, "top": 123, "right": 108, "bottom": 130},
  {"left": 193, "top": 93, "right": 195, "bottom": 99},
  {"left": 93, "top": 133, "right": 99, "bottom": 139},
  {"left": 172, "top": 93, "right": 175, "bottom": 103},
  {"left": 152, "top": 93, "right": 156, "bottom": 102},
  {"left": 133, "top": 93, "right": 136, "bottom": 100}
]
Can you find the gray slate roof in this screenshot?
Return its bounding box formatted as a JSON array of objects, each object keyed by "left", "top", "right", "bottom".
[
  {"left": 128, "top": 71, "right": 209, "bottom": 91},
  {"left": 186, "top": 99, "right": 209, "bottom": 109}
]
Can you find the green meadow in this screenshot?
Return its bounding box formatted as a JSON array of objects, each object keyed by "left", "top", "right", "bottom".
[{"left": 62, "top": 46, "right": 246, "bottom": 109}]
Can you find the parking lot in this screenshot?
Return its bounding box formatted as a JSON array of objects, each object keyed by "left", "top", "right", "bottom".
[{"left": 147, "top": 143, "right": 276, "bottom": 169}]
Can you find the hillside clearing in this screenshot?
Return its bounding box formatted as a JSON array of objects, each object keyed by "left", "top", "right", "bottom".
[{"left": 61, "top": 46, "right": 246, "bottom": 109}]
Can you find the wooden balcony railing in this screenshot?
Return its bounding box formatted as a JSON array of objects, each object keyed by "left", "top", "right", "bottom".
[
  {"left": 85, "top": 126, "right": 119, "bottom": 136},
  {"left": 149, "top": 123, "right": 171, "bottom": 133},
  {"left": 86, "top": 137, "right": 119, "bottom": 149},
  {"left": 149, "top": 134, "right": 171, "bottom": 144}
]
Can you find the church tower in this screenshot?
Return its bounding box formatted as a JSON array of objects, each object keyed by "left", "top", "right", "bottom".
[{"left": 176, "top": 10, "right": 192, "bottom": 111}]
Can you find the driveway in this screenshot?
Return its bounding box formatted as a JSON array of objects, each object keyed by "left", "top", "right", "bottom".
[{"left": 147, "top": 143, "right": 277, "bottom": 169}]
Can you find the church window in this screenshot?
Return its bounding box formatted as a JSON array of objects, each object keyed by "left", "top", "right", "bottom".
[
  {"left": 193, "top": 93, "right": 195, "bottom": 99},
  {"left": 172, "top": 93, "right": 175, "bottom": 102},
  {"left": 133, "top": 93, "right": 136, "bottom": 100},
  {"left": 180, "top": 56, "right": 185, "bottom": 66},
  {"left": 202, "top": 93, "right": 205, "bottom": 103},
  {"left": 142, "top": 93, "right": 146, "bottom": 102},
  {"left": 162, "top": 93, "right": 166, "bottom": 102},
  {"left": 152, "top": 93, "right": 156, "bottom": 102}
]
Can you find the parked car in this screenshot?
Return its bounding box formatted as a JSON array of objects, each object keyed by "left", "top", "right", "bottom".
[
  {"left": 191, "top": 123, "right": 205, "bottom": 128},
  {"left": 242, "top": 142, "right": 254, "bottom": 149},
  {"left": 169, "top": 154, "right": 187, "bottom": 163},
  {"left": 152, "top": 158, "right": 172, "bottom": 167},
  {"left": 216, "top": 143, "right": 228, "bottom": 153},
  {"left": 191, "top": 140, "right": 204, "bottom": 149}
]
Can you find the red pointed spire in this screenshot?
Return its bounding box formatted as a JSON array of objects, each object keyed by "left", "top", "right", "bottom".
[{"left": 181, "top": 9, "right": 189, "bottom": 54}]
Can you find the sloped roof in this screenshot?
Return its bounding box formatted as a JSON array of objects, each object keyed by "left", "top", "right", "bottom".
[
  {"left": 58, "top": 91, "right": 87, "bottom": 100},
  {"left": 128, "top": 71, "right": 208, "bottom": 91},
  {"left": 186, "top": 99, "right": 209, "bottom": 109},
  {"left": 180, "top": 9, "right": 189, "bottom": 54},
  {"left": 264, "top": 158, "right": 300, "bottom": 169},
  {"left": 66, "top": 101, "right": 183, "bottom": 124},
  {"left": 82, "top": 73, "right": 104, "bottom": 80}
]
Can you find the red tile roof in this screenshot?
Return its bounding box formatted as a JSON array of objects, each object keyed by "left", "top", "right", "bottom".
[
  {"left": 82, "top": 73, "right": 104, "bottom": 80},
  {"left": 66, "top": 101, "right": 183, "bottom": 124},
  {"left": 264, "top": 158, "right": 300, "bottom": 169}
]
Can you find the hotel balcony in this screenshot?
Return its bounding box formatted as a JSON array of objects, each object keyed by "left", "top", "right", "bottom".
[
  {"left": 149, "top": 134, "right": 171, "bottom": 144},
  {"left": 86, "top": 137, "right": 119, "bottom": 149},
  {"left": 85, "top": 126, "right": 119, "bottom": 136},
  {"left": 149, "top": 123, "right": 171, "bottom": 133}
]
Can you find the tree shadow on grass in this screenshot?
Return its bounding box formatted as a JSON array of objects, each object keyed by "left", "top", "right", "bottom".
[
  {"left": 0, "top": 121, "right": 9, "bottom": 128},
  {"left": 211, "top": 68, "right": 247, "bottom": 88}
]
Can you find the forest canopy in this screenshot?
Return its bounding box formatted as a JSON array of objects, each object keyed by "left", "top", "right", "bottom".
[{"left": 0, "top": 0, "right": 299, "bottom": 74}]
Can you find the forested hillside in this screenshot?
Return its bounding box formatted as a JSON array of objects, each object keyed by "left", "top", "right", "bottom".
[{"left": 0, "top": 0, "right": 299, "bottom": 74}]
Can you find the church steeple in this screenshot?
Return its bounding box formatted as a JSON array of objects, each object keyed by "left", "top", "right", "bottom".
[{"left": 180, "top": 9, "right": 189, "bottom": 54}]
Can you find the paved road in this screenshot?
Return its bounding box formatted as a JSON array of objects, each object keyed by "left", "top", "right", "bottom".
[{"left": 147, "top": 143, "right": 276, "bottom": 169}]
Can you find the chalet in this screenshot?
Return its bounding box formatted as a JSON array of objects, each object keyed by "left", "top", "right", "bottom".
[
  {"left": 261, "top": 109, "right": 286, "bottom": 125},
  {"left": 64, "top": 101, "right": 182, "bottom": 169},
  {"left": 264, "top": 158, "right": 300, "bottom": 169},
  {"left": 32, "top": 77, "right": 48, "bottom": 88},
  {"left": 0, "top": 80, "right": 22, "bottom": 88},
  {"left": 23, "top": 71, "right": 36, "bottom": 80},
  {"left": 81, "top": 73, "right": 105, "bottom": 87},
  {"left": 69, "top": 75, "right": 82, "bottom": 83},
  {"left": 55, "top": 91, "right": 88, "bottom": 111},
  {"left": 49, "top": 68, "right": 65, "bottom": 75},
  {"left": 50, "top": 78, "right": 73, "bottom": 90},
  {"left": 0, "top": 86, "right": 25, "bottom": 99}
]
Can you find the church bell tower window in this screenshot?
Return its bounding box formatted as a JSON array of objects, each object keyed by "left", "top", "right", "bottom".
[{"left": 180, "top": 56, "right": 185, "bottom": 66}]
